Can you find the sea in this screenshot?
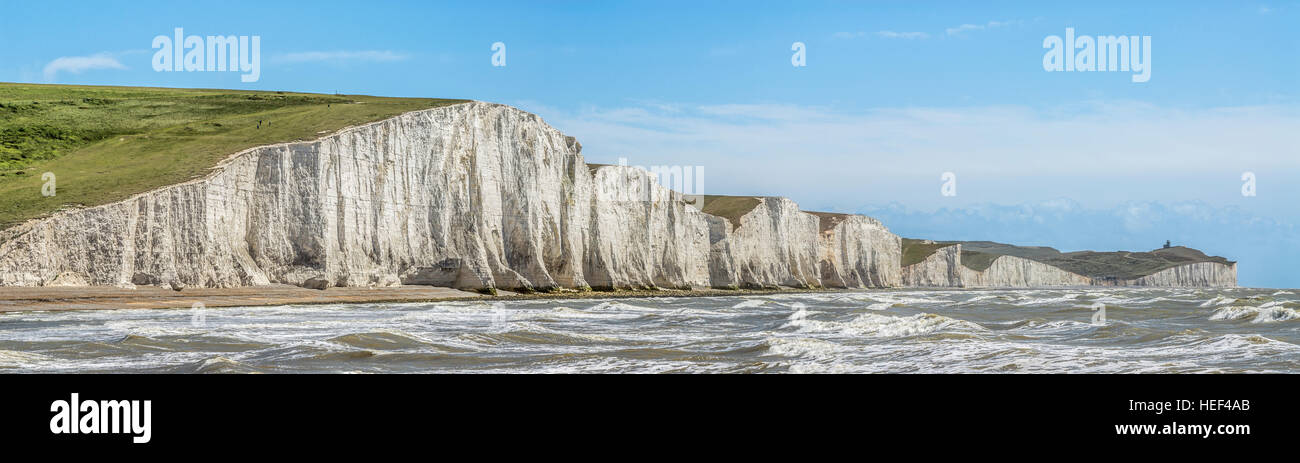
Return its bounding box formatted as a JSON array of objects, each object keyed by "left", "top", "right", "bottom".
[{"left": 1, "top": 287, "right": 1296, "bottom": 373}]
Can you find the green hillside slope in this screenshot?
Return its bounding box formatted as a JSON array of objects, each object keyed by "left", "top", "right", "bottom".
[{"left": 0, "top": 83, "right": 466, "bottom": 229}]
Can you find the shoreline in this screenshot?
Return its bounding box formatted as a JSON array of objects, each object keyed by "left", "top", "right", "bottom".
[
  {"left": 0, "top": 285, "right": 877, "bottom": 313},
  {"left": 0, "top": 284, "right": 1261, "bottom": 314}
]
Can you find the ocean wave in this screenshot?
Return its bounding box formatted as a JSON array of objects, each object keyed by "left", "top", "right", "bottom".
[
  {"left": 1012, "top": 294, "right": 1081, "bottom": 306},
  {"left": 765, "top": 337, "right": 845, "bottom": 359},
  {"left": 327, "top": 330, "right": 437, "bottom": 351},
  {"left": 0, "top": 349, "right": 52, "bottom": 368},
  {"left": 186, "top": 356, "right": 260, "bottom": 374},
  {"left": 1209, "top": 302, "right": 1300, "bottom": 324},
  {"left": 790, "top": 312, "right": 985, "bottom": 338},
  {"left": 587, "top": 301, "right": 657, "bottom": 312},
  {"left": 731, "top": 299, "right": 767, "bottom": 309},
  {"left": 1199, "top": 295, "right": 1237, "bottom": 308}
]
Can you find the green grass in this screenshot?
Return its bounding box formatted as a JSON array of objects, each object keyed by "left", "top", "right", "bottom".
[
  {"left": 0, "top": 83, "right": 467, "bottom": 230},
  {"left": 805, "top": 211, "right": 848, "bottom": 233},
  {"left": 700, "top": 195, "right": 762, "bottom": 230},
  {"left": 901, "top": 238, "right": 956, "bottom": 267},
  {"left": 959, "top": 250, "right": 1001, "bottom": 271}
]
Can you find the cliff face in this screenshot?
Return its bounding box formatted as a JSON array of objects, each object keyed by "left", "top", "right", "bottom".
[
  {"left": 586, "top": 166, "right": 712, "bottom": 289},
  {"left": 961, "top": 255, "right": 1091, "bottom": 287},
  {"left": 0, "top": 103, "right": 715, "bottom": 291},
  {"left": 0, "top": 100, "right": 1235, "bottom": 291},
  {"left": 0, "top": 102, "right": 900, "bottom": 292},
  {"left": 705, "top": 197, "right": 822, "bottom": 288},
  {"left": 816, "top": 214, "right": 902, "bottom": 288},
  {"left": 899, "top": 245, "right": 1236, "bottom": 288},
  {"left": 1126, "top": 262, "right": 1237, "bottom": 287},
  {"left": 901, "top": 244, "right": 963, "bottom": 287}
]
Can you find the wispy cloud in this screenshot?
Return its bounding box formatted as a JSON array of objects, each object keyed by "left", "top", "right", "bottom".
[
  {"left": 42, "top": 53, "right": 127, "bottom": 82},
  {"left": 876, "top": 30, "right": 930, "bottom": 40},
  {"left": 272, "top": 50, "right": 409, "bottom": 64},
  {"left": 946, "top": 20, "right": 1019, "bottom": 36},
  {"left": 538, "top": 100, "right": 1300, "bottom": 214}
]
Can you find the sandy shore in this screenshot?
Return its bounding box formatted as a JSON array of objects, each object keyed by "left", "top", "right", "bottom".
[{"left": 0, "top": 285, "right": 850, "bottom": 312}]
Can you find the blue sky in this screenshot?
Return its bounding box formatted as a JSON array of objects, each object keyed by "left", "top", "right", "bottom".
[{"left": 2, "top": 1, "right": 1298, "bottom": 287}]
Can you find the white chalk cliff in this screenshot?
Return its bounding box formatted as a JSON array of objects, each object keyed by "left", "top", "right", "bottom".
[
  {"left": 1126, "top": 262, "right": 1238, "bottom": 287},
  {"left": 960, "top": 255, "right": 1092, "bottom": 287},
  {"left": 813, "top": 213, "right": 903, "bottom": 288},
  {"left": 901, "top": 244, "right": 963, "bottom": 287},
  {"left": 0, "top": 102, "right": 901, "bottom": 291},
  {"left": 0, "top": 101, "right": 1235, "bottom": 290},
  {"left": 901, "top": 244, "right": 1236, "bottom": 288}
]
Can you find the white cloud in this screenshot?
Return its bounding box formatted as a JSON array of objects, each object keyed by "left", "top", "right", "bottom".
[
  {"left": 540, "top": 101, "right": 1300, "bottom": 210},
  {"left": 272, "top": 50, "right": 408, "bottom": 64},
  {"left": 946, "top": 24, "right": 984, "bottom": 36},
  {"left": 876, "top": 31, "right": 930, "bottom": 39},
  {"left": 42, "top": 53, "right": 127, "bottom": 82},
  {"left": 946, "top": 20, "right": 1019, "bottom": 36}
]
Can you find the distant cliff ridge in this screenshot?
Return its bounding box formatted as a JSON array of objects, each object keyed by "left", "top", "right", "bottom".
[
  {"left": 0, "top": 101, "right": 1234, "bottom": 290},
  {"left": 901, "top": 240, "right": 1236, "bottom": 288}
]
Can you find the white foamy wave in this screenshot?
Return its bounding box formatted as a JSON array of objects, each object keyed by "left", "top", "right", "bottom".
[
  {"left": 1209, "top": 302, "right": 1300, "bottom": 324},
  {"left": 731, "top": 299, "right": 767, "bottom": 309},
  {"left": 837, "top": 292, "right": 956, "bottom": 306},
  {"left": 1186, "top": 334, "right": 1300, "bottom": 353},
  {"left": 0, "top": 349, "right": 52, "bottom": 368},
  {"left": 766, "top": 337, "right": 844, "bottom": 359},
  {"left": 587, "top": 301, "right": 657, "bottom": 312},
  {"left": 1013, "top": 293, "right": 1081, "bottom": 306},
  {"left": 1013, "top": 319, "right": 1098, "bottom": 335},
  {"left": 791, "top": 312, "right": 984, "bottom": 338},
  {"left": 1273, "top": 291, "right": 1295, "bottom": 296},
  {"left": 956, "top": 294, "right": 1005, "bottom": 305},
  {"left": 1199, "top": 295, "right": 1236, "bottom": 308}
]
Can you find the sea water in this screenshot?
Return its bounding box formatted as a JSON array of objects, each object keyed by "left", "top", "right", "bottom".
[{"left": 1, "top": 288, "right": 1296, "bottom": 373}]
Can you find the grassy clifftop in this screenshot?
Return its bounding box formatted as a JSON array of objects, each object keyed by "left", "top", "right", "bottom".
[
  {"left": 0, "top": 83, "right": 467, "bottom": 229},
  {"left": 901, "top": 238, "right": 955, "bottom": 267},
  {"left": 699, "top": 195, "right": 762, "bottom": 230},
  {"left": 945, "top": 240, "right": 1234, "bottom": 280},
  {"left": 902, "top": 238, "right": 1232, "bottom": 279}
]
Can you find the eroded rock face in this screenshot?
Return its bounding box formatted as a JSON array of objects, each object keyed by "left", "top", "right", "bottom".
[
  {"left": 816, "top": 215, "right": 902, "bottom": 288},
  {"left": 585, "top": 166, "right": 711, "bottom": 290},
  {"left": 899, "top": 245, "right": 1237, "bottom": 288},
  {"left": 901, "top": 244, "right": 963, "bottom": 287},
  {"left": 0, "top": 103, "right": 712, "bottom": 291},
  {"left": 0, "top": 101, "right": 1234, "bottom": 291},
  {"left": 1126, "top": 262, "right": 1237, "bottom": 287},
  {"left": 961, "top": 255, "right": 1091, "bottom": 288},
  {"left": 706, "top": 197, "right": 822, "bottom": 289}
]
